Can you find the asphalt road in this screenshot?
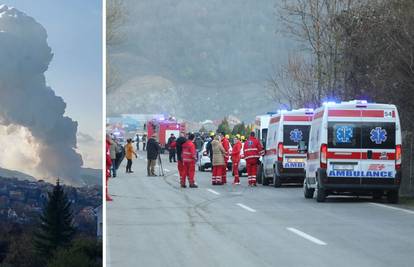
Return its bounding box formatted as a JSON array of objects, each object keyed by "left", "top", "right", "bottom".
[{"left": 107, "top": 154, "right": 414, "bottom": 267}]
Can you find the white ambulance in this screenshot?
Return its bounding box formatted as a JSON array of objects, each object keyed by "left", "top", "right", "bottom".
[
  {"left": 303, "top": 100, "right": 402, "bottom": 203},
  {"left": 254, "top": 114, "right": 272, "bottom": 147},
  {"left": 260, "top": 109, "right": 314, "bottom": 186}
]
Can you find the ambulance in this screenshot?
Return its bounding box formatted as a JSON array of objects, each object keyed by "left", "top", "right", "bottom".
[
  {"left": 260, "top": 109, "right": 314, "bottom": 186},
  {"left": 303, "top": 100, "right": 402, "bottom": 203},
  {"left": 254, "top": 114, "right": 273, "bottom": 147}
]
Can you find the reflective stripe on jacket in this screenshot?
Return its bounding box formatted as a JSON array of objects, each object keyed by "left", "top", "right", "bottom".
[{"left": 182, "top": 140, "right": 196, "bottom": 163}]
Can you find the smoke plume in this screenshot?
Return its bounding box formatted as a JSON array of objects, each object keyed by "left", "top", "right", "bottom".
[{"left": 0, "top": 5, "right": 83, "bottom": 185}]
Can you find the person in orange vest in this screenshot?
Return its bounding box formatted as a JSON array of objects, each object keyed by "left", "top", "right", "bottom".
[
  {"left": 221, "top": 132, "right": 230, "bottom": 184},
  {"left": 243, "top": 131, "right": 264, "bottom": 186},
  {"left": 181, "top": 133, "right": 198, "bottom": 188},
  {"left": 231, "top": 134, "right": 242, "bottom": 185},
  {"left": 106, "top": 134, "right": 113, "bottom": 201}
]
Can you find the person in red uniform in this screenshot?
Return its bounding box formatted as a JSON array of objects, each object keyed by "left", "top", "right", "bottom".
[
  {"left": 176, "top": 132, "right": 187, "bottom": 184},
  {"left": 181, "top": 133, "right": 198, "bottom": 188},
  {"left": 243, "top": 131, "right": 264, "bottom": 186},
  {"left": 231, "top": 135, "right": 242, "bottom": 185},
  {"left": 106, "top": 134, "right": 113, "bottom": 201},
  {"left": 221, "top": 133, "right": 230, "bottom": 184}
]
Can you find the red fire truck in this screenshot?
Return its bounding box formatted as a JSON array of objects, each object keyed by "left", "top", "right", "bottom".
[{"left": 147, "top": 118, "right": 186, "bottom": 153}]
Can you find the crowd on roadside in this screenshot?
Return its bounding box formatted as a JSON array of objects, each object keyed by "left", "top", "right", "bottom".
[{"left": 105, "top": 130, "right": 264, "bottom": 200}]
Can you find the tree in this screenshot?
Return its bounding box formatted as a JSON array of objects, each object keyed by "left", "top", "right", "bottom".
[
  {"left": 276, "top": 0, "right": 362, "bottom": 105},
  {"left": 335, "top": 0, "right": 414, "bottom": 130},
  {"left": 47, "top": 238, "right": 102, "bottom": 267},
  {"left": 34, "top": 180, "right": 75, "bottom": 261},
  {"left": 217, "top": 117, "right": 231, "bottom": 135},
  {"left": 232, "top": 122, "right": 248, "bottom": 136},
  {"left": 199, "top": 125, "right": 207, "bottom": 133}
]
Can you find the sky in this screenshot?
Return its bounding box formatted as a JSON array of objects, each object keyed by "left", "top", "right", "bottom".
[{"left": 1, "top": 0, "right": 102, "bottom": 168}]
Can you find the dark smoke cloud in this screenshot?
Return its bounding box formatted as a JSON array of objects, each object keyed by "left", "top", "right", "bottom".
[{"left": 0, "top": 5, "right": 83, "bottom": 185}]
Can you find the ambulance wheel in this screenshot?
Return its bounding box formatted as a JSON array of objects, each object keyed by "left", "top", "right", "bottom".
[
  {"left": 316, "top": 183, "right": 326, "bottom": 202},
  {"left": 262, "top": 170, "right": 269, "bottom": 186},
  {"left": 273, "top": 172, "right": 282, "bottom": 188},
  {"left": 199, "top": 165, "right": 205, "bottom": 172},
  {"left": 304, "top": 181, "right": 314, "bottom": 199},
  {"left": 387, "top": 190, "right": 399, "bottom": 204},
  {"left": 257, "top": 165, "right": 263, "bottom": 184}
]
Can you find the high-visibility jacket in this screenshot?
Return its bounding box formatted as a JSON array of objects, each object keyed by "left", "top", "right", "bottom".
[
  {"left": 243, "top": 136, "right": 264, "bottom": 161},
  {"left": 182, "top": 140, "right": 196, "bottom": 163},
  {"left": 231, "top": 140, "right": 242, "bottom": 162},
  {"left": 221, "top": 137, "right": 230, "bottom": 160}
]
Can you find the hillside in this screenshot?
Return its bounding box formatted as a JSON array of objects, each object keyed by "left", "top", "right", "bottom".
[{"left": 107, "top": 0, "right": 296, "bottom": 121}]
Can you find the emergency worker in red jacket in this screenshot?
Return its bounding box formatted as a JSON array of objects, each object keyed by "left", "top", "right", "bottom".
[
  {"left": 221, "top": 133, "right": 230, "bottom": 184},
  {"left": 231, "top": 135, "right": 242, "bottom": 184},
  {"left": 243, "top": 131, "right": 264, "bottom": 186},
  {"left": 181, "top": 133, "right": 198, "bottom": 188}
]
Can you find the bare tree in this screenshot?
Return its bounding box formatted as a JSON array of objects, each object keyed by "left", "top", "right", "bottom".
[
  {"left": 276, "top": 0, "right": 362, "bottom": 102},
  {"left": 267, "top": 54, "right": 319, "bottom": 109}
]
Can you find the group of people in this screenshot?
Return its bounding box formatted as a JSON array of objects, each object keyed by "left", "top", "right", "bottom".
[
  {"left": 176, "top": 131, "right": 264, "bottom": 188},
  {"left": 105, "top": 130, "right": 264, "bottom": 201},
  {"left": 134, "top": 133, "right": 147, "bottom": 151},
  {"left": 106, "top": 133, "right": 161, "bottom": 178}
]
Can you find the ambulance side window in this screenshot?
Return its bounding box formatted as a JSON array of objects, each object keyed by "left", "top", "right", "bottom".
[{"left": 310, "top": 122, "right": 320, "bottom": 152}]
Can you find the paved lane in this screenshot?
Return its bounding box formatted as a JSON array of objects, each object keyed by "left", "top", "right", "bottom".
[{"left": 107, "top": 155, "right": 414, "bottom": 267}]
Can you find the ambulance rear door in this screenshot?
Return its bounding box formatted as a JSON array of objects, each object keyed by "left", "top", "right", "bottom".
[
  {"left": 282, "top": 121, "right": 310, "bottom": 169},
  {"left": 327, "top": 109, "right": 363, "bottom": 185},
  {"left": 359, "top": 108, "right": 397, "bottom": 186}
]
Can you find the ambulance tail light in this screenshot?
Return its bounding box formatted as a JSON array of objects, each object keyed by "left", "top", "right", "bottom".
[
  {"left": 395, "top": 145, "right": 402, "bottom": 170},
  {"left": 320, "top": 144, "right": 328, "bottom": 169},
  {"left": 278, "top": 142, "right": 284, "bottom": 162}
]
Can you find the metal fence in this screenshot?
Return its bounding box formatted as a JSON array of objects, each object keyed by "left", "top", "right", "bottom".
[{"left": 401, "top": 131, "right": 414, "bottom": 196}]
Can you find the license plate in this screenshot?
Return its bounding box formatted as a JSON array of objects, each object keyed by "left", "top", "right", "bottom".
[
  {"left": 287, "top": 158, "right": 305, "bottom": 163},
  {"left": 333, "top": 164, "right": 355, "bottom": 171}
]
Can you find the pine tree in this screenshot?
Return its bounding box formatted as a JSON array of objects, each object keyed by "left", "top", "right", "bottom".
[
  {"left": 34, "top": 179, "right": 75, "bottom": 260},
  {"left": 217, "top": 117, "right": 231, "bottom": 135}
]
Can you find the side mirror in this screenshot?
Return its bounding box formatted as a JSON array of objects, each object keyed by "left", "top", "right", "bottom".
[{"left": 298, "top": 141, "right": 308, "bottom": 154}]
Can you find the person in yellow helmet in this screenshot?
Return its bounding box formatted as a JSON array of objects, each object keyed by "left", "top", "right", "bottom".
[
  {"left": 210, "top": 131, "right": 215, "bottom": 137},
  {"left": 220, "top": 132, "right": 230, "bottom": 184},
  {"left": 225, "top": 134, "right": 230, "bottom": 139},
  {"left": 236, "top": 134, "right": 241, "bottom": 139},
  {"left": 241, "top": 135, "right": 246, "bottom": 141}
]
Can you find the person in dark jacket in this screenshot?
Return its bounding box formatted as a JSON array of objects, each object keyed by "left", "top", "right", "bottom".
[
  {"left": 176, "top": 132, "right": 187, "bottom": 182},
  {"left": 206, "top": 133, "right": 215, "bottom": 165},
  {"left": 146, "top": 134, "right": 160, "bottom": 176},
  {"left": 167, "top": 133, "right": 177, "bottom": 163},
  {"left": 142, "top": 134, "right": 147, "bottom": 151}
]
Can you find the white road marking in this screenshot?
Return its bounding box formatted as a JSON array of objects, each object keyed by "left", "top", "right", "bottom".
[
  {"left": 287, "top": 227, "right": 327, "bottom": 246},
  {"left": 207, "top": 189, "right": 220, "bottom": 195},
  {"left": 370, "top": 203, "right": 414, "bottom": 215},
  {"left": 164, "top": 168, "right": 170, "bottom": 172},
  {"left": 236, "top": 203, "right": 256, "bottom": 212}
]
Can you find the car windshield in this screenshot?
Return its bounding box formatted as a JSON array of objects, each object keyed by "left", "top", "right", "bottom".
[{"left": 328, "top": 122, "right": 395, "bottom": 149}]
